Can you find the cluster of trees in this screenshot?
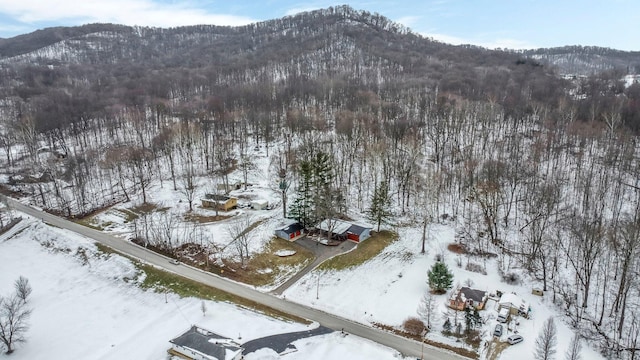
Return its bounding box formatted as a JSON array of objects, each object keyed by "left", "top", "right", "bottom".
[
  {"left": 288, "top": 149, "right": 344, "bottom": 227},
  {"left": 0, "top": 7, "right": 639, "bottom": 357}
]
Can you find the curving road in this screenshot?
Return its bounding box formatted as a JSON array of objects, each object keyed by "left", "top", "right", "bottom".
[{"left": 2, "top": 196, "right": 467, "bottom": 360}]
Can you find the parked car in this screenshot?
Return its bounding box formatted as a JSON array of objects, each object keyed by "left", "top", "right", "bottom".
[
  {"left": 497, "top": 308, "right": 510, "bottom": 323},
  {"left": 507, "top": 334, "right": 523, "bottom": 345},
  {"left": 493, "top": 324, "right": 503, "bottom": 337}
]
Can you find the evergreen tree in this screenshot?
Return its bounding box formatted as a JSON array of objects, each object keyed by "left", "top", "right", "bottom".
[
  {"left": 427, "top": 261, "right": 454, "bottom": 294},
  {"left": 442, "top": 318, "right": 452, "bottom": 334},
  {"left": 312, "top": 151, "right": 339, "bottom": 225},
  {"left": 464, "top": 307, "right": 482, "bottom": 333},
  {"left": 472, "top": 308, "right": 482, "bottom": 328},
  {"left": 289, "top": 151, "right": 341, "bottom": 227},
  {"left": 367, "top": 180, "right": 393, "bottom": 231},
  {"left": 289, "top": 160, "right": 313, "bottom": 226},
  {"left": 464, "top": 307, "right": 473, "bottom": 333}
]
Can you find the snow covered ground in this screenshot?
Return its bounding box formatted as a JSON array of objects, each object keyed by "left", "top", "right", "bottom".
[
  {"left": 0, "top": 142, "right": 607, "bottom": 360},
  {"left": 0, "top": 218, "right": 409, "bottom": 359},
  {"left": 283, "top": 223, "right": 605, "bottom": 360}
]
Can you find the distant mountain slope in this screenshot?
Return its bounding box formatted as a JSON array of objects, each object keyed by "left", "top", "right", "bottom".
[
  {"left": 522, "top": 46, "right": 640, "bottom": 75},
  {"left": 0, "top": 5, "right": 586, "bottom": 130},
  {"left": 0, "top": 23, "right": 130, "bottom": 58}
]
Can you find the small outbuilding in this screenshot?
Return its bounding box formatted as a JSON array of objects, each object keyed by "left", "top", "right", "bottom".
[
  {"left": 201, "top": 194, "right": 238, "bottom": 211},
  {"left": 168, "top": 326, "right": 243, "bottom": 360},
  {"left": 449, "top": 286, "right": 488, "bottom": 311},
  {"left": 251, "top": 199, "right": 269, "bottom": 210},
  {"left": 274, "top": 222, "right": 305, "bottom": 241},
  {"left": 498, "top": 293, "right": 530, "bottom": 317}
]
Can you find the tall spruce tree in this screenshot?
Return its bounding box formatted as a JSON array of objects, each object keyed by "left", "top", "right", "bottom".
[
  {"left": 427, "top": 261, "right": 454, "bottom": 294},
  {"left": 289, "top": 160, "right": 313, "bottom": 226},
  {"left": 367, "top": 180, "right": 393, "bottom": 231}
]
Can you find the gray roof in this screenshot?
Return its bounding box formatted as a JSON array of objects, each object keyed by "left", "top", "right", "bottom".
[
  {"left": 170, "top": 326, "right": 242, "bottom": 360},
  {"left": 347, "top": 224, "right": 370, "bottom": 235},
  {"left": 277, "top": 222, "right": 304, "bottom": 235},
  {"left": 459, "top": 287, "right": 487, "bottom": 302},
  {"left": 205, "top": 194, "right": 232, "bottom": 201}
]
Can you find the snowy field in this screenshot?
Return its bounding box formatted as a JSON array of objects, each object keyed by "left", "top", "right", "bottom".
[{"left": 0, "top": 218, "right": 409, "bottom": 359}]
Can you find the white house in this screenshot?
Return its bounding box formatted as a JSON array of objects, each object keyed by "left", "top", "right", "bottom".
[
  {"left": 169, "top": 326, "right": 243, "bottom": 360},
  {"left": 250, "top": 199, "right": 269, "bottom": 210}
]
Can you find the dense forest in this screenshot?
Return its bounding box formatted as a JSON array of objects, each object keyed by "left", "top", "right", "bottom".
[{"left": 1, "top": 5, "right": 640, "bottom": 358}]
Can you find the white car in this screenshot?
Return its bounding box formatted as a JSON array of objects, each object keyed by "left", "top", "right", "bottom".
[
  {"left": 169, "top": 259, "right": 181, "bottom": 265},
  {"left": 507, "top": 334, "right": 523, "bottom": 345}
]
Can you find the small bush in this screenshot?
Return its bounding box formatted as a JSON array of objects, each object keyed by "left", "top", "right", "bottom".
[
  {"left": 403, "top": 317, "right": 425, "bottom": 336},
  {"left": 465, "top": 262, "right": 487, "bottom": 275},
  {"left": 502, "top": 272, "right": 521, "bottom": 285}
]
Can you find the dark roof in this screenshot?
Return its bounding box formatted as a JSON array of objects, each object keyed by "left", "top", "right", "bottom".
[
  {"left": 278, "top": 222, "right": 304, "bottom": 235},
  {"left": 347, "top": 224, "right": 371, "bottom": 235},
  {"left": 170, "top": 326, "right": 241, "bottom": 360},
  {"left": 460, "top": 287, "right": 487, "bottom": 302},
  {"left": 205, "top": 194, "right": 231, "bottom": 201}
]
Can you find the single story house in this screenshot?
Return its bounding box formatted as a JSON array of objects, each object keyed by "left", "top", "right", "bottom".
[
  {"left": 251, "top": 199, "right": 269, "bottom": 210},
  {"left": 274, "top": 222, "right": 305, "bottom": 241},
  {"left": 317, "top": 219, "right": 372, "bottom": 242},
  {"left": 168, "top": 326, "right": 243, "bottom": 360},
  {"left": 201, "top": 194, "right": 238, "bottom": 211},
  {"left": 498, "top": 293, "right": 530, "bottom": 317},
  {"left": 449, "top": 286, "right": 488, "bottom": 311}
]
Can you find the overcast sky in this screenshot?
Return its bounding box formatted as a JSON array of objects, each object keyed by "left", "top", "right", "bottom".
[{"left": 0, "top": 0, "right": 637, "bottom": 51}]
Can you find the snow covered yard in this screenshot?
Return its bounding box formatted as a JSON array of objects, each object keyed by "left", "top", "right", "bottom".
[
  {"left": 0, "top": 219, "right": 410, "bottom": 359},
  {"left": 283, "top": 223, "right": 604, "bottom": 360}
]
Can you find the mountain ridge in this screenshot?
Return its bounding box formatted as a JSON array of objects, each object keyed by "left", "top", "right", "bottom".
[{"left": 0, "top": 5, "right": 637, "bottom": 75}]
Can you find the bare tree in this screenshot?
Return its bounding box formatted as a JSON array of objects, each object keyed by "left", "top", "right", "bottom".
[
  {"left": 200, "top": 301, "right": 207, "bottom": 316},
  {"left": 226, "top": 216, "right": 253, "bottom": 267},
  {"left": 150, "top": 212, "right": 177, "bottom": 252},
  {"left": 0, "top": 295, "right": 32, "bottom": 354},
  {"left": 237, "top": 155, "right": 256, "bottom": 190},
  {"left": 13, "top": 277, "right": 31, "bottom": 304},
  {"left": 564, "top": 333, "right": 582, "bottom": 360},
  {"left": 534, "top": 317, "right": 557, "bottom": 360},
  {"left": 179, "top": 149, "right": 197, "bottom": 212},
  {"left": 416, "top": 293, "right": 436, "bottom": 329}
]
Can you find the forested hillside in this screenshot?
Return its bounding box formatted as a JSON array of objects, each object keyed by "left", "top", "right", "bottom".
[
  {"left": 1, "top": 5, "right": 640, "bottom": 358},
  {"left": 523, "top": 45, "right": 640, "bottom": 75}
]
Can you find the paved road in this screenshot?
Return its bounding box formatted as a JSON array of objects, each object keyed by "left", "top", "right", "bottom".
[{"left": 3, "top": 196, "right": 467, "bottom": 360}]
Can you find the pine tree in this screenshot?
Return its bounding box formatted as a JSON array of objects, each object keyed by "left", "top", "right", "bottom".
[
  {"left": 427, "top": 261, "right": 454, "bottom": 294},
  {"left": 289, "top": 160, "right": 313, "bottom": 226},
  {"left": 367, "top": 180, "right": 393, "bottom": 231},
  {"left": 312, "top": 151, "right": 339, "bottom": 225},
  {"left": 289, "top": 151, "right": 339, "bottom": 227},
  {"left": 464, "top": 307, "right": 482, "bottom": 333},
  {"left": 442, "top": 318, "right": 452, "bottom": 334},
  {"left": 464, "top": 307, "right": 473, "bottom": 333}
]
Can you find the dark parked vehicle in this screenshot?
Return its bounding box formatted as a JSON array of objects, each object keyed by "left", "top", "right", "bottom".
[{"left": 493, "top": 324, "right": 503, "bottom": 337}]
